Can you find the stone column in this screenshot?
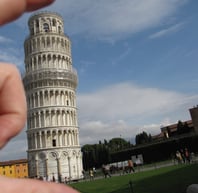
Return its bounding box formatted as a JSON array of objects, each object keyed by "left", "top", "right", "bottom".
[
  {"left": 45, "top": 159, "right": 49, "bottom": 179},
  {"left": 35, "top": 159, "right": 39, "bottom": 177},
  {"left": 57, "top": 158, "right": 62, "bottom": 182},
  {"left": 68, "top": 157, "right": 71, "bottom": 179}
]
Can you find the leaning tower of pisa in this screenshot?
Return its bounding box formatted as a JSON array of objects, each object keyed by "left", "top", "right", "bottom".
[{"left": 23, "top": 12, "right": 83, "bottom": 181}]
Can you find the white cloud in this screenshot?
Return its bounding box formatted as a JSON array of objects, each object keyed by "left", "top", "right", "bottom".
[
  {"left": 0, "top": 36, "right": 12, "bottom": 43},
  {"left": 78, "top": 82, "right": 192, "bottom": 121},
  {"left": 0, "top": 37, "right": 23, "bottom": 69},
  {"left": 79, "top": 119, "right": 136, "bottom": 145},
  {"left": 149, "top": 22, "right": 185, "bottom": 39},
  {"left": 0, "top": 48, "right": 24, "bottom": 72},
  {"left": 78, "top": 60, "right": 96, "bottom": 74},
  {"left": 17, "top": 0, "right": 189, "bottom": 42},
  {"left": 78, "top": 82, "right": 198, "bottom": 144},
  {"left": 0, "top": 130, "right": 27, "bottom": 161},
  {"left": 53, "top": 0, "right": 188, "bottom": 41}
]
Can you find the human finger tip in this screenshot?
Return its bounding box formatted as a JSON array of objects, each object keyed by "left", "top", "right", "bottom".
[
  {"left": 26, "top": 0, "right": 55, "bottom": 12},
  {"left": 0, "top": 0, "right": 26, "bottom": 25}
]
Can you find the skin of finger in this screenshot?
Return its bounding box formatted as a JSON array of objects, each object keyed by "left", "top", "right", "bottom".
[
  {"left": 0, "top": 64, "right": 27, "bottom": 148},
  {"left": 0, "top": 176, "right": 79, "bottom": 193},
  {"left": 0, "top": 0, "right": 26, "bottom": 25},
  {"left": 26, "top": 0, "right": 55, "bottom": 12},
  {"left": 0, "top": 0, "right": 55, "bottom": 25}
]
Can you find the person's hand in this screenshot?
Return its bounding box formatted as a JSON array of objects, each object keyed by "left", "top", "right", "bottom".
[
  {"left": 0, "top": 64, "right": 27, "bottom": 148},
  {"left": 0, "top": 0, "right": 55, "bottom": 25},
  {"left": 0, "top": 175, "right": 79, "bottom": 193},
  {"left": 0, "top": 1, "right": 79, "bottom": 193}
]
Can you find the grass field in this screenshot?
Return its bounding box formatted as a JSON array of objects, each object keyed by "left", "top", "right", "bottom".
[{"left": 70, "top": 164, "right": 198, "bottom": 193}]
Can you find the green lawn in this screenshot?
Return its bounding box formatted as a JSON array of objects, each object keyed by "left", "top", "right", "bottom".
[{"left": 70, "top": 164, "right": 198, "bottom": 193}]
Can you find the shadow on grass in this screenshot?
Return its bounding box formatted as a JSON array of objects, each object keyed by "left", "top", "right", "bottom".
[{"left": 133, "top": 164, "right": 198, "bottom": 193}]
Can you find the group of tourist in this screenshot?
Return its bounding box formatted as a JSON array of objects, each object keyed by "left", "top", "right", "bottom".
[
  {"left": 175, "top": 148, "right": 192, "bottom": 163},
  {"left": 87, "top": 160, "right": 136, "bottom": 181}
]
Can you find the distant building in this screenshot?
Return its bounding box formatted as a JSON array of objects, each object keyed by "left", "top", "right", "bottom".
[
  {"left": 152, "top": 106, "right": 198, "bottom": 141},
  {"left": 0, "top": 159, "right": 28, "bottom": 178},
  {"left": 159, "top": 120, "right": 193, "bottom": 139},
  {"left": 189, "top": 106, "right": 198, "bottom": 133}
]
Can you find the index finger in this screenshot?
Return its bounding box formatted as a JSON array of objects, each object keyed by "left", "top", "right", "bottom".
[
  {"left": 26, "top": 0, "right": 55, "bottom": 11},
  {"left": 0, "top": 64, "right": 27, "bottom": 148},
  {"left": 0, "top": 0, "right": 55, "bottom": 25}
]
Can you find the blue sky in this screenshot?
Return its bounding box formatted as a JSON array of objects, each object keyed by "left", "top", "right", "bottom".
[{"left": 0, "top": 0, "right": 198, "bottom": 161}]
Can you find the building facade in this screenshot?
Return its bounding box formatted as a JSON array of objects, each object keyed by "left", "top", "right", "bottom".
[
  {"left": 189, "top": 106, "right": 198, "bottom": 133},
  {"left": 0, "top": 159, "right": 28, "bottom": 178},
  {"left": 23, "top": 12, "right": 83, "bottom": 181}
]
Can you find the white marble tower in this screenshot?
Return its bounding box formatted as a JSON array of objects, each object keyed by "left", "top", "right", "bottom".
[{"left": 23, "top": 12, "right": 83, "bottom": 181}]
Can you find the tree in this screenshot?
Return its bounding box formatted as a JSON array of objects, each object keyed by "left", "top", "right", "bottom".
[
  {"left": 177, "top": 120, "right": 191, "bottom": 135},
  {"left": 81, "top": 143, "right": 111, "bottom": 170},
  {"left": 177, "top": 120, "right": 184, "bottom": 134},
  {"left": 81, "top": 137, "right": 133, "bottom": 169},
  {"left": 135, "top": 131, "right": 150, "bottom": 145},
  {"left": 81, "top": 145, "right": 96, "bottom": 170},
  {"left": 108, "top": 137, "right": 129, "bottom": 151}
]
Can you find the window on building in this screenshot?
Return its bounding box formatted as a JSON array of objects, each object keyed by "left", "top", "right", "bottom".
[
  {"left": 43, "top": 23, "right": 49, "bottom": 32},
  {"left": 58, "top": 26, "right": 62, "bottom": 33},
  {"left": 52, "top": 19, "right": 56, "bottom": 26},
  {"left": 36, "top": 20, "right": 39, "bottom": 27},
  {"left": 52, "top": 139, "right": 56, "bottom": 147}
]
